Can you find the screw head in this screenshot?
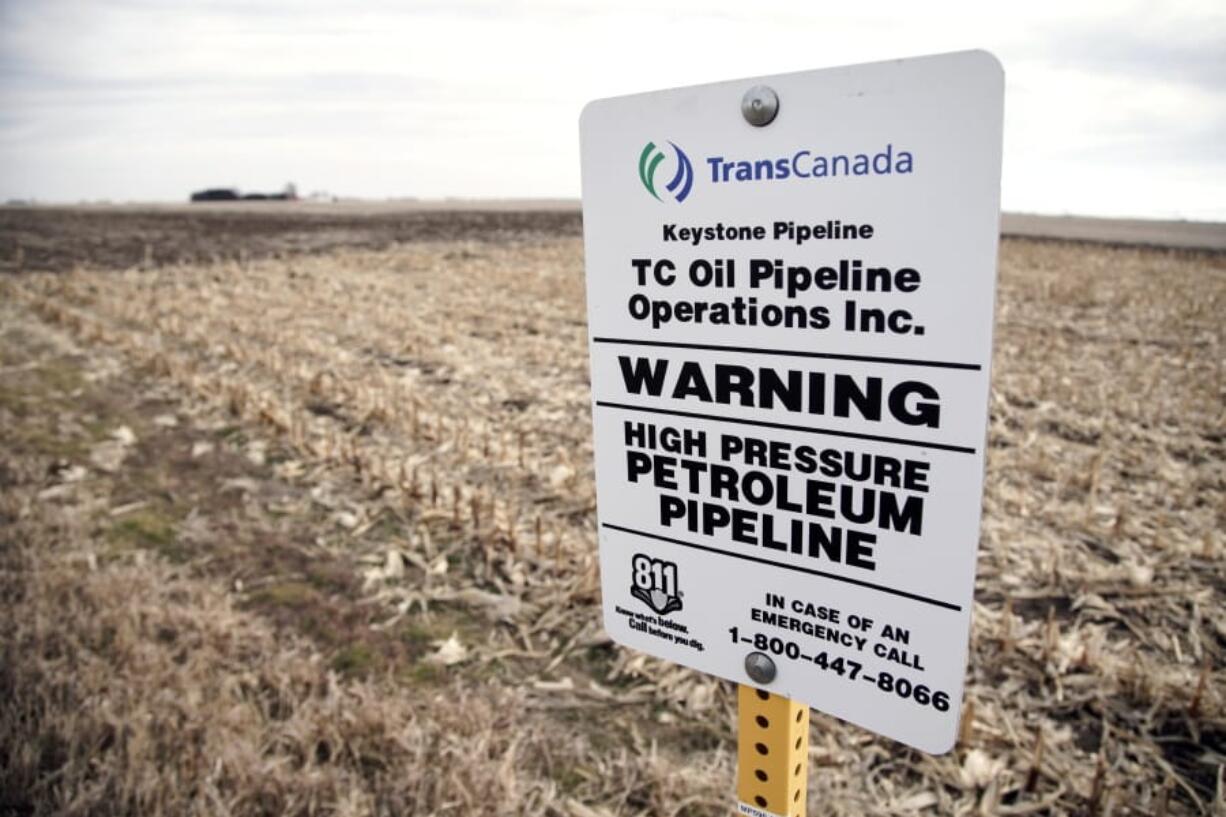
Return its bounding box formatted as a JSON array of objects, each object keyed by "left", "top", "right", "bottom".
[
  {"left": 744, "top": 651, "right": 777, "bottom": 684},
  {"left": 741, "top": 85, "right": 779, "bottom": 127}
]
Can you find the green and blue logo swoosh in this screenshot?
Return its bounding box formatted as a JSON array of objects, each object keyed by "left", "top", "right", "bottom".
[{"left": 638, "top": 141, "right": 694, "bottom": 203}]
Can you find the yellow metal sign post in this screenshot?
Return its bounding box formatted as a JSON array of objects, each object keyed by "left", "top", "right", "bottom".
[{"left": 737, "top": 685, "right": 809, "bottom": 817}]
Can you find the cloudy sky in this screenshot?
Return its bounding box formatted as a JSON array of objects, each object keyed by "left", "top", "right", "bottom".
[{"left": 1, "top": 0, "right": 1223, "bottom": 219}]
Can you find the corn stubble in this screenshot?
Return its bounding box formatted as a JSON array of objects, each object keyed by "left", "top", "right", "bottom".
[{"left": 1, "top": 234, "right": 1223, "bottom": 816}]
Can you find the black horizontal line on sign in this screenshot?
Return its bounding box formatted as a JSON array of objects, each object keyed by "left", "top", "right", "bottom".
[
  {"left": 594, "top": 400, "right": 977, "bottom": 455},
  {"left": 603, "top": 523, "right": 963, "bottom": 612},
  {"left": 591, "top": 336, "right": 982, "bottom": 371}
]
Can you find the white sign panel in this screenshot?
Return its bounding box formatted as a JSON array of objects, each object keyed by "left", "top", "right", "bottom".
[{"left": 579, "top": 51, "right": 1004, "bottom": 753}]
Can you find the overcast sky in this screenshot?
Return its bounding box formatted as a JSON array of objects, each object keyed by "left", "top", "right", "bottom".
[{"left": 1, "top": 0, "right": 1223, "bottom": 219}]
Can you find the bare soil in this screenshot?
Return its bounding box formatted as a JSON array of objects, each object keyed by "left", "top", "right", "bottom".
[
  {"left": 0, "top": 204, "right": 582, "bottom": 273},
  {"left": 1000, "top": 214, "right": 1226, "bottom": 252}
]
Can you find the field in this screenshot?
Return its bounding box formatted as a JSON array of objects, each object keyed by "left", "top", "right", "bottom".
[{"left": 0, "top": 205, "right": 1223, "bottom": 816}]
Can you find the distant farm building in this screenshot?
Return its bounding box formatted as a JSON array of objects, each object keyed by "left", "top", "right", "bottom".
[
  {"left": 190, "top": 188, "right": 239, "bottom": 202},
  {"left": 191, "top": 183, "right": 298, "bottom": 203}
]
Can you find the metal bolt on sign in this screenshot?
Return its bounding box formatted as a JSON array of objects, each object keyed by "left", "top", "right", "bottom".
[
  {"left": 741, "top": 85, "right": 779, "bottom": 127},
  {"left": 744, "top": 651, "right": 777, "bottom": 684}
]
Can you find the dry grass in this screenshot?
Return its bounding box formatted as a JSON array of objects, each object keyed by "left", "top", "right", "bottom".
[
  {"left": 0, "top": 231, "right": 1223, "bottom": 816},
  {"left": 1, "top": 535, "right": 542, "bottom": 815}
]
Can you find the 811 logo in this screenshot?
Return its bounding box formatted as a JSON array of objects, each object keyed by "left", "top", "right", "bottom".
[
  {"left": 630, "top": 554, "right": 683, "bottom": 615},
  {"left": 638, "top": 141, "right": 694, "bottom": 203}
]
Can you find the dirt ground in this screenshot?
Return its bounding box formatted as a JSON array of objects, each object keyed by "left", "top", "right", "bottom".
[
  {"left": 1000, "top": 214, "right": 1226, "bottom": 252},
  {"left": 0, "top": 204, "right": 582, "bottom": 273},
  {"left": 0, "top": 208, "right": 1222, "bottom": 816}
]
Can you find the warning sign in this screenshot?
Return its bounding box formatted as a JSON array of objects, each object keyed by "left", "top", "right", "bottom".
[{"left": 579, "top": 51, "right": 1004, "bottom": 753}]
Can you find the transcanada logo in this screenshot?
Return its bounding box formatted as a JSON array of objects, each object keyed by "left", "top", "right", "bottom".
[
  {"left": 639, "top": 141, "right": 694, "bottom": 203},
  {"left": 707, "top": 144, "right": 913, "bottom": 183},
  {"left": 638, "top": 141, "right": 914, "bottom": 203}
]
